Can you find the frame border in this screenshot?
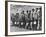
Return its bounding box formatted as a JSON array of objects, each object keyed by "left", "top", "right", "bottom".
[{"left": 5, "top": 1, "right": 45, "bottom": 36}]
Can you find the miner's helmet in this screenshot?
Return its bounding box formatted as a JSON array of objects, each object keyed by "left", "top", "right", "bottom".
[
  {"left": 32, "top": 8, "right": 35, "bottom": 12},
  {"left": 21, "top": 10, "right": 24, "bottom": 14},
  {"left": 27, "top": 10, "right": 28, "bottom": 13},
  {"left": 29, "top": 10, "right": 31, "bottom": 13},
  {"left": 36, "top": 8, "right": 38, "bottom": 12}
]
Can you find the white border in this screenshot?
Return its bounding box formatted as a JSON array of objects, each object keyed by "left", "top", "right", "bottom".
[{"left": 8, "top": 2, "right": 44, "bottom": 35}]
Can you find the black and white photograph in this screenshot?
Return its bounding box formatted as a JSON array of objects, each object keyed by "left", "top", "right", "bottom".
[
  {"left": 5, "top": 1, "right": 45, "bottom": 35},
  {"left": 10, "top": 5, "right": 42, "bottom": 31}
]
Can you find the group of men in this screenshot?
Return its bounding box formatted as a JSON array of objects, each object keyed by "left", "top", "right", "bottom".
[{"left": 11, "top": 8, "right": 41, "bottom": 30}]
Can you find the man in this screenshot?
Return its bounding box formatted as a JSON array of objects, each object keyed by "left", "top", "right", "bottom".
[
  {"left": 11, "top": 14, "right": 15, "bottom": 26},
  {"left": 36, "top": 8, "right": 41, "bottom": 30},
  {"left": 25, "top": 10, "right": 29, "bottom": 29},
  {"left": 32, "top": 8, "right": 38, "bottom": 30},
  {"left": 19, "top": 11, "right": 25, "bottom": 28},
  {"left": 28, "top": 10, "right": 31, "bottom": 29}
]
